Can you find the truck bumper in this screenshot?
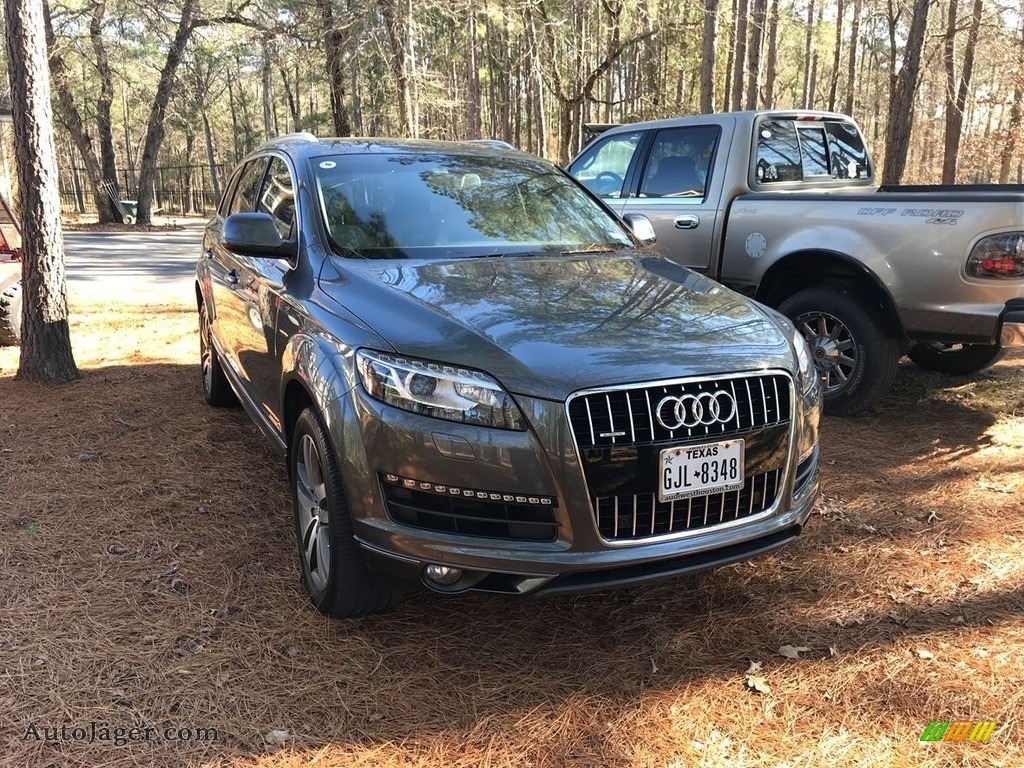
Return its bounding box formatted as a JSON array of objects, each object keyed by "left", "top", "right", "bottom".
[{"left": 999, "top": 299, "right": 1024, "bottom": 348}]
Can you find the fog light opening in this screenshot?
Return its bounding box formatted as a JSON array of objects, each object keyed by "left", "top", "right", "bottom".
[{"left": 424, "top": 564, "right": 463, "bottom": 587}]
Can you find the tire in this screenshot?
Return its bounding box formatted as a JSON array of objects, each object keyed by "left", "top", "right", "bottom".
[
  {"left": 123, "top": 214, "right": 136, "bottom": 226},
  {"left": 0, "top": 280, "right": 21, "bottom": 346},
  {"left": 908, "top": 342, "right": 1005, "bottom": 375},
  {"left": 778, "top": 287, "right": 900, "bottom": 416},
  {"left": 198, "top": 300, "right": 237, "bottom": 406},
  {"left": 291, "top": 406, "right": 409, "bottom": 618}
]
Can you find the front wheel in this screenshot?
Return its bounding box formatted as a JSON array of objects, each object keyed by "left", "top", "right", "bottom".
[
  {"left": 291, "top": 407, "right": 409, "bottom": 618},
  {"left": 908, "top": 342, "right": 1005, "bottom": 375},
  {"left": 778, "top": 287, "right": 900, "bottom": 416}
]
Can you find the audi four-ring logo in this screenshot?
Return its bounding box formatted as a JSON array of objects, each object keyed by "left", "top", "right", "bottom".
[{"left": 655, "top": 391, "right": 737, "bottom": 430}]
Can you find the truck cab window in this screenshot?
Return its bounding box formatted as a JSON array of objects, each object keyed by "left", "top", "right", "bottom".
[
  {"left": 568, "top": 131, "right": 643, "bottom": 198},
  {"left": 796, "top": 125, "right": 830, "bottom": 178},
  {"left": 639, "top": 126, "right": 719, "bottom": 198},
  {"left": 756, "top": 121, "right": 802, "bottom": 182},
  {"left": 825, "top": 121, "right": 870, "bottom": 179}
]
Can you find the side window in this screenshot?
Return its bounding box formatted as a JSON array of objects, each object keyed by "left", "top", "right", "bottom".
[
  {"left": 217, "top": 167, "right": 244, "bottom": 218},
  {"left": 229, "top": 158, "right": 269, "bottom": 215},
  {"left": 796, "top": 125, "right": 830, "bottom": 177},
  {"left": 756, "top": 121, "right": 802, "bottom": 183},
  {"left": 568, "top": 131, "right": 643, "bottom": 197},
  {"left": 256, "top": 157, "right": 296, "bottom": 238},
  {"left": 639, "top": 126, "right": 719, "bottom": 198},
  {"left": 825, "top": 120, "right": 871, "bottom": 179}
]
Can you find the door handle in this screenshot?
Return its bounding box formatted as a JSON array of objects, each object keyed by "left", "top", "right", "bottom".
[
  {"left": 226, "top": 269, "right": 239, "bottom": 285},
  {"left": 674, "top": 215, "right": 700, "bottom": 230},
  {"left": 204, "top": 250, "right": 214, "bottom": 260}
]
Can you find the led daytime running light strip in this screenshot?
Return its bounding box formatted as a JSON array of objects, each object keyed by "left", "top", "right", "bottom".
[{"left": 383, "top": 473, "right": 555, "bottom": 506}]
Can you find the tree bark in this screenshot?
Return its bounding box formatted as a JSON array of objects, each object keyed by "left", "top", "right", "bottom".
[
  {"left": 745, "top": 0, "right": 767, "bottom": 109},
  {"left": 4, "top": 0, "right": 80, "bottom": 382},
  {"left": 802, "top": 0, "right": 815, "bottom": 107},
  {"left": 828, "top": 0, "right": 844, "bottom": 111},
  {"left": 316, "top": 0, "right": 351, "bottom": 136},
  {"left": 699, "top": 0, "right": 718, "bottom": 113},
  {"left": 261, "top": 36, "right": 273, "bottom": 139},
  {"left": 763, "top": 0, "right": 779, "bottom": 107},
  {"left": 89, "top": 0, "right": 119, "bottom": 222},
  {"left": 134, "top": 0, "right": 198, "bottom": 226},
  {"left": 731, "top": 0, "right": 748, "bottom": 111},
  {"left": 201, "top": 109, "right": 220, "bottom": 202},
  {"left": 381, "top": 0, "right": 413, "bottom": 135},
  {"left": 942, "top": 0, "right": 982, "bottom": 183},
  {"left": 883, "top": 0, "right": 932, "bottom": 184},
  {"left": 42, "top": 2, "right": 114, "bottom": 222},
  {"left": 843, "top": 0, "right": 862, "bottom": 114}
]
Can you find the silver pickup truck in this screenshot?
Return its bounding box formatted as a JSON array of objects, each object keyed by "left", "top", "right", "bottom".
[{"left": 568, "top": 110, "right": 1024, "bottom": 414}]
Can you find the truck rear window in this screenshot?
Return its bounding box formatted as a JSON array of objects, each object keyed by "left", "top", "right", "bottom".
[{"left": 756, "top": 119, "right": 870, "bottom": 183}]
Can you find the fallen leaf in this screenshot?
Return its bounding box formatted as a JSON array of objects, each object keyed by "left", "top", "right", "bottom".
[
  {"left": 778, "top": 645, "right": 812, "bottom": 659},
  {"left": 859, "top": 523, "right": 877, "bottom": 533},
  {"left": 829, "top": 646, "right": 838, "bottom": 657},
  {"left": 746, "top": 660, "right": 763, "bottom": 674},
  {"left": 745, "top": 675, "right": 772, "bottom": 694},
  {"left": 915, "top": 648, "right": 935, "bottom": 660}
]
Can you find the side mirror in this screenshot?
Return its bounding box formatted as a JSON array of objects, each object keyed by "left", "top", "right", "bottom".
[
  {"left": 222, "top": 212, "right": 296, "bottom": 259},
  {"left": 622, "top": 213, "right": 657, "bottom": 245}
]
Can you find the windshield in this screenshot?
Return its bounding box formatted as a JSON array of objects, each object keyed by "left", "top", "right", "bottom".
[{"left": 312, "top": 152, "right": 634, "bottom": 259}]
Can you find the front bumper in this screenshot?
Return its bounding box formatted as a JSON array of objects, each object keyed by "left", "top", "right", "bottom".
[{"left": 329, "top": 371, "right": 821, "bottom": 597}]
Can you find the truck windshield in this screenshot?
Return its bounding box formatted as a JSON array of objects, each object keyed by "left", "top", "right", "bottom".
[{"left": 313, "top": 152, "right": 634, "bottom": 260}]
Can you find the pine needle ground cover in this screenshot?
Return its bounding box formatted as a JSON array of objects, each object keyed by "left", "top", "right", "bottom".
[{"left": 1, "top": 301, "right": 1021, "bottom": 768}]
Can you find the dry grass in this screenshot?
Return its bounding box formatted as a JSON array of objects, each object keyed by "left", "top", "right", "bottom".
[{"left": 1, "top": 300, "right": 1021, "bottom": 768}]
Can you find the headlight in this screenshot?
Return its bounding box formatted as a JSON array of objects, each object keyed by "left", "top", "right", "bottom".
[
  {"left": 356, "top": 349, "right": 526, "bottom": 430},
  {"left": 791, "top": 327, "right": 818, "bottom": 394}
]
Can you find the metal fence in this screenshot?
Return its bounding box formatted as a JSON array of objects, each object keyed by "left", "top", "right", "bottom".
[{"left": 59, "top": 164, "right": 228, "bottom": 217}]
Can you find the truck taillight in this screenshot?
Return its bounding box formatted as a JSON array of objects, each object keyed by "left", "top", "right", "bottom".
[{"left": 967, "top": 233, "right": 1024, "bottom": 279}]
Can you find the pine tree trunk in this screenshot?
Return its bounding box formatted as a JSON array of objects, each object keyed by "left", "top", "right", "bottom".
[
  {"left": 201, "top": 109, "right": 220, "bottom": 202},
  {"left": 883, "top": 0, "right": 932, "bottom": 184},
  {"left": 4, "top": 0, "right": 80, "bottom": 383},
  {"left": 745, "top": 0, "right": 767, "bottom": 109},
  {"left": 89, "top": 0, "right": 119, "bottom": 223},
  {"left": 828, "top": 0, "right": 844, "bottom": 111},
  {"left": 763, "top": 0, "right": 779, "bottom": 108},
  {"left": 316, "top": 0, "right": 350, "bottom": 136},
  {"left": 843, "top": 0, "right": 862, "bottom": 115},
  {"left": 942, "top": 0, "right": 982, "bottom": 183},
  {"left": 700, "top": 0, "right": 718, "bottom": 113},
  {"left": 731, "top": 0, "right": 748, "bottom": 111},
  {"left": 133, "top": 0, "right": 196, "bottom": 226},
  {"left": 802, "top": 0, "right": 815, "bottom": 107}
]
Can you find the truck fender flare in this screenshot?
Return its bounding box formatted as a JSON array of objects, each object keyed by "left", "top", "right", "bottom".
[{"left": 756, "top": 249, "right": 905, "bottom": 338}]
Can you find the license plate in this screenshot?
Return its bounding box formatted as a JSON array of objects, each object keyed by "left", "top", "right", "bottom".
[{"left": 658, "top": 439, "right": 745, "bottom": 503}]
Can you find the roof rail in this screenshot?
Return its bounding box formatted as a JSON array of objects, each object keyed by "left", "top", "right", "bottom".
[{"left": 256, "top": 132, "right": 319, "bottom": 151}]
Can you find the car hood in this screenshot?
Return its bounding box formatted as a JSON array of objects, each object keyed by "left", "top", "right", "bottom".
[{"left": 318, "top": 253, "right": 793, "bottom": 401}]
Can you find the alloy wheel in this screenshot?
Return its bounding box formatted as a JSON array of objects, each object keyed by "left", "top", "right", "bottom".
[
  {"left": 796, "top": 311, "right": 859, "bottom": 395},
  {"left": 295, "top": 434, "right": 331, "bottom": 592}
]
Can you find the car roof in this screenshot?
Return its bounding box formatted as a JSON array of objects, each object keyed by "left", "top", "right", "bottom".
[{"left": 253, "top": 134, "right": 539, "bottom": 163}]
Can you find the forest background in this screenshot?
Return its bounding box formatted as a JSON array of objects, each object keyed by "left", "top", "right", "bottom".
[{"left": 1, "top": 0, "right": 1023, "bottom": 224}]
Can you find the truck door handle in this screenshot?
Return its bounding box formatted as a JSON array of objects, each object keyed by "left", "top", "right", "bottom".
[
  {"left": 226, "top": 269, "right": 239, "bottom": 285},
  {"left": 204, "top": 249, "right": 214, "bottom": 260},
  {"left": 674, "top": 215, "right": 700, "bottom": 230}
]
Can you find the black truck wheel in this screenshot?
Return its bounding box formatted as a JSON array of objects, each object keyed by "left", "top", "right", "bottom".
[
  {"left": 779, "top": 287, "right": 900, "bottom": 416},
  {"left": 908, "top": 342, "right": 1005, "bottom": 375},
  {"left": 0, "top": 280, "right": 22, "bottom": 346}
]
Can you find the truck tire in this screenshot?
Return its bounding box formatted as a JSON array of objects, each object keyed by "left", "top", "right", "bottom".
[
  {"left": 908, "top": 342, "right": 1005, "bottom": 375},
  {"left": 0, "top": 280, "right": 22, "bottom": 346},
  {"left": 778, "top": 287, "right": 899, "bottom": 416}
]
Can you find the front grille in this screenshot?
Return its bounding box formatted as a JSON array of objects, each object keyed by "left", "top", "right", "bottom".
[
  {"left": 381, "top": 478, "right": 559, "bottom": 541},
  {"left": 568, "top": 373, "right": 792, "bottom": 542},
  {"left": 568, "top": 373, "right": 790, "bottom": 449},
  {"left": 594, "top": 468, "right": 782, "bottom": 540}
]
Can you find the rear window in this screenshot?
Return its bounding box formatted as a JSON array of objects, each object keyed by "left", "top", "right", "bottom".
[{"left": 756, "top": 119, "right": 870, "bottom": 183}]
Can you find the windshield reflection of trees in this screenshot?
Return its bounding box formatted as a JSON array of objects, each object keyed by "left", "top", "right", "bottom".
[{"left": 319, "top": 154, "right": 629, "bottom": 259}]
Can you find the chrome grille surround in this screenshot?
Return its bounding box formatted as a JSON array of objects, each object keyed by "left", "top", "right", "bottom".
[{"left": 565, "top": 370, "right": 796, "bottom": 545}]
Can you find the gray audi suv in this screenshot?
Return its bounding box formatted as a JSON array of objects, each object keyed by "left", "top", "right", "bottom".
[{"left": 196, "top": 133, "right": 822, "bottom": 617}]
